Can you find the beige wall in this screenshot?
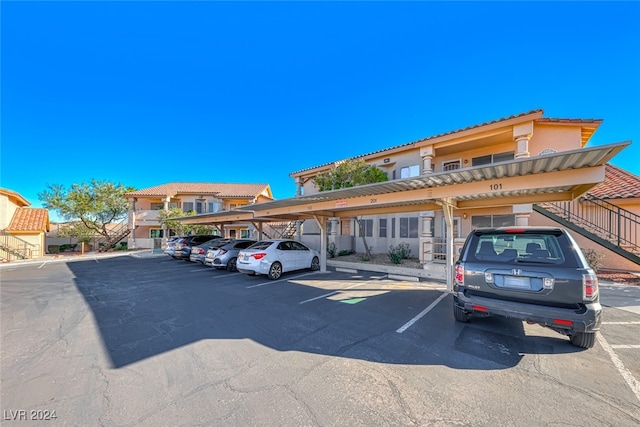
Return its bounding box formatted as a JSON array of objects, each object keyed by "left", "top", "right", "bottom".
[
  {"left": 0, "top": 194, "right": 20, "bottom": 230},
  {"left": 530, "top": 211, "right": 640, "bottom": 272},
  {"left": 530, "top": 125, "right": 582, "bottom": 154}
]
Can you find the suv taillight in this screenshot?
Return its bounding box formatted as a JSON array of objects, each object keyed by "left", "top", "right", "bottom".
[
  {"left": 583, "top": 273, "right": 599, "bottom": 301},
  {"left": 455, "top": 264, "right": 464, "bottom": 285}
]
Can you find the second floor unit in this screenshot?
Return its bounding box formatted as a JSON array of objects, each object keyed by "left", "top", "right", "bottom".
[
  {"left": 289, "top": 109, "right": 602, "bottom": 197},
  {"left": 125, "top": 182, "right": 273, "bottom": 238}
]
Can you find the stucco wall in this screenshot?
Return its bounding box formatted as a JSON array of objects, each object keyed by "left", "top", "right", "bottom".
[
  {"left": 0, "top": 194, "right": 19, "bottom": 230},
  {"left": 530, "top": 210, "right": 640, "bottom": 272}
]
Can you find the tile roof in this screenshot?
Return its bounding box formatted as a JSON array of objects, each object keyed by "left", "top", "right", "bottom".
[
  {"left": 289, "top": 109, "right": 605, "bottom": 176},
  {"left": 7, "top": 208, "right": 50, "bottom": 232},
  {"left": 588, "top": 164, "right": 640, "bottom": 199},
  {"left": 125, "top": 183, "right": 272, "bottom": 199},
  {"left": 0, "top": 187, "right": 30, "bottom": 207},
  {"left": 290, "top": 109, "right": 545, "bottom": 175}
]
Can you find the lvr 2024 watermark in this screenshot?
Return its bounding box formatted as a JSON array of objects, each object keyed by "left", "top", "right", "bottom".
[{"left": 3, "top": 410, "right": 57, "bottom": 421}]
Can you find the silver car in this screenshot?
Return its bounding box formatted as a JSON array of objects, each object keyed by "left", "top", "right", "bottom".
[{"left": 205, "top": 239, "right": 256, "bottom": 271}]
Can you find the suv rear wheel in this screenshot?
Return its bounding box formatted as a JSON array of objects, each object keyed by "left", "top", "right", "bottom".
[
  {"left": 453, "top": 303, "right": 470, "bottom": 323},
  {"left": 569, "top": 332, "right": 596, "bottom": 349}
]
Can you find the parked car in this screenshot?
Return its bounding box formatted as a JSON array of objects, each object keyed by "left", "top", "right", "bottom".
[
  {"left": 163, "top": 236, "right": 184, "bottom": 257},
  {"left": 205, "top": 239, "right": 257, "bottom": 271},
  {"left": 189, "top": 237, "right": 232, "bottom": 264},
  {"left": 237, "top": 239, "right": 320, "bottom": 279},
  {"left": 452, "top": 226, "right": 602, "bottom": 349},
  {"left": 173, "top": 235, "right": 222, "bottom": 260}
]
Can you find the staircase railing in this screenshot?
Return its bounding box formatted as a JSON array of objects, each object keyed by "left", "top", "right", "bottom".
[
  {"left": 0, "top": 230, "right": 40, "bottom": 262},
  {"left": 95, "top": 221, "right": 131, "bottom": 252},
  {"left": 535, "top": 195, "right": 640, "bottom": 262},
  {"left": 261, "top": 221, "right": 301, "bottom": 240}
]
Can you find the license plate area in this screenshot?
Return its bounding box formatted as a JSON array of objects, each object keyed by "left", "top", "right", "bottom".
[{"left": 503, "top": 276, "right": 531, "bottom": 290}]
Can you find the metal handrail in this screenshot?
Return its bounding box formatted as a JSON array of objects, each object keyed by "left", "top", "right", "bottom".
[
  {"left": 539, "top": 195, "right": 640, "bottom": 254},
  {"left": 0, "top": 230, "right": 40, "bottom": 261}
]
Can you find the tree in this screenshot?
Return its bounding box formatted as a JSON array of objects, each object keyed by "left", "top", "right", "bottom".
[
  {"left": 313, "top": 158, "right": 388, "bottom": 191},
  {"left": 157, "top": 207, "right": 215, "bottom": 236},
  {"left": 312, "top": 159, "right": 388, "bottom": 260},
  {"left": 39, "top": 180, "right": 134, "bottom": 243}
]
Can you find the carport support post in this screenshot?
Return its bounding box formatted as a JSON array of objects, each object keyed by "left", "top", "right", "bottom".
[
  {"left": 313, "top": 215, "right": 328, "bottom": 273},
  {"left": 442, "top": 198, "right": 455, "bottom": 293}
]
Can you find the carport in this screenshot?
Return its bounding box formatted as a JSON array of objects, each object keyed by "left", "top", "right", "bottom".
[{"left": 179, "top": 142, "right": 629, "bottom": 291}]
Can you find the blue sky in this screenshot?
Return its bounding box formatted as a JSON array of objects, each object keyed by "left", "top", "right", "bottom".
[{"left": 2, "top": 1, "right": 639, "bottom": 220}]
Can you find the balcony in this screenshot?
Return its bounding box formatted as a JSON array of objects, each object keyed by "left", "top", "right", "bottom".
[{"left": 131, "top": 209, "right": 162, "bottom": 227}]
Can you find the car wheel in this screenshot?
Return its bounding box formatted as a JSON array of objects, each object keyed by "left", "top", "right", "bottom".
[
  {"left": 268, "top": 262, "right": 282, "bottom": 280},
  {"left": 453, "top": 303, "right": 470, "bottom": 323},
  {"left": 310, "top": 256, "right": 320, "bottom": 271},
  {"left": 227, "top": 257, "right": 237, "bottom": 272},
  {"left": 569, "top": 332, "right": 595, "bottom": 349}
]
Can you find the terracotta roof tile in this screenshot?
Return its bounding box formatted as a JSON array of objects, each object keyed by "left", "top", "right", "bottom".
[
  {"left": 588, "top": 164, "right": 640, "bottom": 199},
  {"left": 126, "top": 183, "right": 272, "bottom": 199},
  {"left": 8, "top": 208, "right": 50, "bottom": 232},
  {"left": 290, "top": 109, "right": 545, "bottom": 175}
]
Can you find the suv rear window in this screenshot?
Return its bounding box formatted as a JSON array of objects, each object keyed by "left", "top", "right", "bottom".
[{"left": 465, "top": 231, "right": 577, "bottom": 267}]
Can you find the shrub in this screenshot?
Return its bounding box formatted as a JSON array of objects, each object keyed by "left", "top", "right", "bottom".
[
  {"left": 327, "top": 242, "right": 337, "bottom": 258},
  {"left": 388, "top": 243, "right": 411, "bottom": 264},
  {"left": 338, "top": 249, "right": 355, "bottom": 257},
  {"left": 583, "top": 248, "right": 604, "bottom": 272}
]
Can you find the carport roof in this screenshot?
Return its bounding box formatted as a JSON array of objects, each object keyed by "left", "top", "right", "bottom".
[{"left": 178, "top": 141, "right": 629, "bottom": 224}]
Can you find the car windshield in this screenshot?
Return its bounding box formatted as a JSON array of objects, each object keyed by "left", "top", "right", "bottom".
[
  {"left": 247, "top": 241, "right": 274, "bottom": 250},
  {"left": 469, "top": 232, "right": 569, "bottom": 265}
]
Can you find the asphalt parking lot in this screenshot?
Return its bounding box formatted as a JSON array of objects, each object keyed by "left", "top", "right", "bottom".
[{"left": 1, "top": 253, "right": 639, "bottom": 426}]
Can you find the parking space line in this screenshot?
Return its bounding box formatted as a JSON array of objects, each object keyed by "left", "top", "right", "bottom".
[
  {"left": 246, "top": 272, "right": 318, "bottom": 288},
  {"left": 596, "top": 332, "right": 640, "bottom": 403},
  {"left": 396, "top": 291, "right": 448, "bottom": 334},
  {"left": 602, "top": 322, "right": 640, "bottom": 325},
  {"left": 611, "top": 345, "right": 640, "bottom": 349},
  {"left": 299, "top": 282, "right": 365, "bottom": 305},
  {"left": 37, "top": 261, "right": 50, "bottom": 269}
]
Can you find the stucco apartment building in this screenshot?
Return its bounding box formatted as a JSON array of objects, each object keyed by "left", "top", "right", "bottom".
[
  {"left": 125, "top": 183, "right": 273, "bottom": 249},
  {"left": 288, "top": 110, "right": 639, "bottom": 271},
  {"left": 0, "top": 188, "right": 50, "bottom": 261}
]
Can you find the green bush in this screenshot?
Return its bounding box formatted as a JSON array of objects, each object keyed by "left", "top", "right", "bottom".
[
  {"left": 583, "top": 248, "right": 604, "bottom": 272},
  {"left": 388, "top": 243, "right": 411, "bottom": 264},
  {"left": 338, "top": 249, "right": 355, "bottom": 257},
  {"left": 48, "top": 245, "right": 60, "bottom": 254}
]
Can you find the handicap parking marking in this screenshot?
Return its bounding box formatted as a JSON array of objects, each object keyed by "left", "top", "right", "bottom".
[{"left": 396, "top": 291, "right": 449, "bottom": 333}]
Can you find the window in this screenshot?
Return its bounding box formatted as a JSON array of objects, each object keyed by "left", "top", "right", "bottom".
[
  {"left": 442, "top": 160, "right": 461, "bottom": 171},
  {"left": 392, "top": 218, "right": 396, "bottom": 238},
  {"left": 471, "top": 214, "right": 515, "bottom": 228},
  {"left": 400, "top": 165, "right": 420, "bottom": 179},
  {"left": 229, "top": 203, "right": 237, "bottom": 209},
  {"left": 472, "top": 152, "right": 514, "bottom": 167},
  {"left": 358, "top": 219, "right": 373, "bottom": 237},
  {"left": 195, "top": 201, "right": 203, "bottom": 214},
  {"left": 240, "top": 229, "right": 250, "bottom": 238},
  {"left": 341, "top": 220, "right": 350, "bottom": 235},
  {"left": 379, "top": 219, "right": 387, "bottom": 238},
  {"left": 150, "top": 203, "right": 164, "bottom": 210},
  {"left": 400, "top": 217, "right": 419, "bottom": 238},
  {"left": 150, "top": 229, "right": 164, "bottom": 238},
  {"left": 183, "top": 202, "right": 194, "bottom": 213},
  {"left": 168, "top": 202, "right": 179, "bottom": 209}
]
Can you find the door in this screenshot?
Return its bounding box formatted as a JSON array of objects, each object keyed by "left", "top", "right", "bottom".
[{"left": 436, "top": 216, "right": 461, "bottom": 260}]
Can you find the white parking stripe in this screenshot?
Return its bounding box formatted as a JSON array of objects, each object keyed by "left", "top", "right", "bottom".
[
  {"left": 611, "top": 345, "right": 640, "bottom": 349},
  {"left": 246, "top": 272, "right": 318, "bottom": 288},
  {"left": 596, "top": 332, "right": 640, "bottom": 403},
  {"left": 396, "top": 292, "right": 448, "bottom": 333},
  {"left": 602, "top": 322, "right": 640, "bottom": 325},
  {"left": 299, "top": 282, "right": 365, "bottom": 304}
]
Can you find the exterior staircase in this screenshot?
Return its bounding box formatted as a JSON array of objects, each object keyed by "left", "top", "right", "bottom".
[
  {"left": 96, "top": 221, "right": 131, "bottom": 252},
  {"left": 262, "top": 220, "right": 302, "bottom": 240},
  {"left": 0, "top": 230, "right": 40, "bottom": 262},
  {"left": 534, "top": 195, "right": 640, "bottom": 266}
]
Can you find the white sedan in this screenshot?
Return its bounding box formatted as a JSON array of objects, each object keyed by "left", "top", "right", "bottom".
[{"left": 237, "top": 239, "right": 320, "bottom": 280}]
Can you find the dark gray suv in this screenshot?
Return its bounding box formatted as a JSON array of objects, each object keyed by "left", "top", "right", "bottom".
[{"left": 453, "top": 226, "right": 601, "bottom": 348}]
